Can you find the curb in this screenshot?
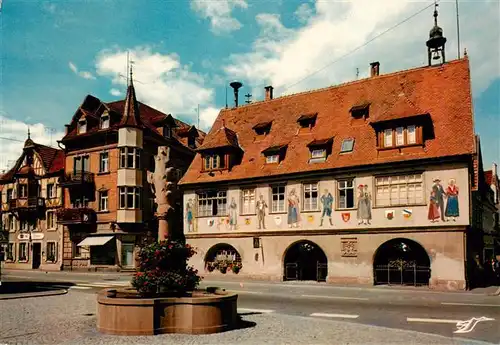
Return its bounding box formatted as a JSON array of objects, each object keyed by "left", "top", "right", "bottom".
[{"left": 0, "top": 288, "right": 68, "bottom": 300}]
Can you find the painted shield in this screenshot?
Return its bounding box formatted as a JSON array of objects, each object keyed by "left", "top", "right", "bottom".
[
  {"left": 245, "top": 218, "right": 251, "bottom": 225},
  {"left": 307, "top": 215, "right": 314, "bottom": 223},
  {"left": 274, "top": 216, "right": 282, "bottom": 226},
  {"left": 402, "top": 209, "right": 412, "bottom": 219},
  {"left": 341, "top": 213, "right": 350, "bottom": 222},
  {"left": 385, "top": 210, "right": 395, "bottom": 220},
  {"left": 208, "top": 219, "right": 215, "bottom": 227}
]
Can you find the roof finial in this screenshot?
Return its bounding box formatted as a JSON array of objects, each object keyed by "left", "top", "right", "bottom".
[
  {"left": 27, "top": 126, "right": 30, "bottom": 139},
  {"left": 434, "top": 1, "right": 439, "bottom": 26},
  {"left": 129, "top": 63, "right": 134, "bottom": 87},
  {"left": 464, "top": 47, "right": 468, "bottom": 56}
]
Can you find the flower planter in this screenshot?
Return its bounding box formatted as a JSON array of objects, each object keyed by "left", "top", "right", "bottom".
[
  {"left": 232, "top": 266, "right": 240, "bottom": 274},
  {"left": 219, "top": 266, "right": 227, "bottom": 274}
]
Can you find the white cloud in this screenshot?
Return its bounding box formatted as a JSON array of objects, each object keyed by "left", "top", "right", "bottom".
[
  {"left": 110, "top": 88, "right": 122, "bottom": 97},
  {"left": 0, "top": 116, "right": 64, "bottom": 173},
  {"left": 224, "top": 0, "right": 500, "bottom": 99},
  {"left": 95, "top": 46, "right": 217, "bottom": 131},
  {"left": 294, "top": 3, "right": 313, "bottom": 24},
  {"left": 68, "top": 61, "right": 96, "bottom": 80},
  {"left": 190, "top": 0, "right": 248, "bottom": 35}
]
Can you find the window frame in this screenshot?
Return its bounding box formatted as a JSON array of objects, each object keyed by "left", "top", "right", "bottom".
[
  {"left": 163, "top": 125, "right": 172, "bottom": 138},
  {"left": 336, "top": 179, "right": 355, "bottom": 210},
  {"left": 374, "top": 173, "right": 425, "bottom": 207},
  {"left": 18, "top": 242, "right": 28, "bottom": 262},
  {"left": 270, "top": 185, "right": 286, "bottom": 214},
  {"left": 202, "top": 154, "right": 225, "bottom": 171},
  {"left": 118, "top": 186, "right": 141, "bottom": 210},
  {"left": 340, "top": 138, "right": 355, "bottom": 153},
  {"left": 46, "top": 241, "right": 57, "bottom": 263},
  {"left": 46, "top": 183, "right": 55, "bottom": 199},
  {"left": 381, "top": 125, "right": 421, "bottom": 149},
  {"left": 119, "top": 147, "right": 141, "bottom": 169},
  {"left": 302, "top": 182, "right": 319, "bottom": 212},
  {"left": 240, "top": 188, "right": 256, "bottom": 215},
  {"left": 8, "top": 214, "right": 15, "bottom": 232},
  {"left": 19, "top": 184, "right": 28, "bottom": 198},
  {"left": 265, "top": 154, "right": 279, "bottom": 164},
  {"left": 197, "top": 190, "right": 228, "bottom": 217},
  {"left": 6, "top": 188, "right": 13, "bottom": 201},
  {"left": 6, "top": 243, "right": 15, "bottom": 262},
  {"left": 46, "top": 210, "right": 56, "bottom": 230},
  {"left": 19, "top": 220, "right": 28, "bottom": 231},
  {"left": 77, "top": 119, "right": 87, "bottom": 134},
  {"left": 99, "top": 190, "right": 109, "bottom": 211},
  {"left": 99, "top": 151, "right": 109, "bottom": 173},
  {"left": 100, "top": 114, "right": 110, "bottom": 129}
]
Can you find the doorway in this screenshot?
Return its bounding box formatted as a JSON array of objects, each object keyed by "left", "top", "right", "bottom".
[
  {"left": 283, "top": 240, "right": 328, "bottom": 282},
  {"left": 121, "top": 243, "right": 135, "bottom": 268},
  {"left": 32, "top": 242, "right": 41, "bottom": 269}
]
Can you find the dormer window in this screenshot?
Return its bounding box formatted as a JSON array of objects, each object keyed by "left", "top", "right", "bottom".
[
  {"left": 100, "top": 112, "right": 110, "bottom": 129},
  {"left": 381, "top": 125, "right": 421, "bottom": 148},
  {"left": 350, "top": 103, "right": 370, "bottom": 118},
  {"left": 203, "top": 154, "right": 225, "bottom": 171},
  {"left": 297, "top": 113, "right": 317, "bottom": 133},
  {"left": 253, "top": 121, "right": 272, "bottom": 139},
  {"left": 340, "top": 138, "right": 355, "bottom": 153},
  {"left": 164, "top": 125, "right": 172, "bottom": 138},
  {"left": 188, "top": 136, "right": 196, "bottom": 149},
  {"left": 78, "top": 118, "right": 87, "bottom": 134},
  {"left": 262, "top": 144, "right": 288, "bottom": 164},
  {"left": 307, "top": 138, "right": 332, "bottom": 163}
]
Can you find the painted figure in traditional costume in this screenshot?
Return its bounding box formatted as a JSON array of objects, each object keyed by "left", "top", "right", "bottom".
[
  {"left": 356, "top": 184, "right": 372, "bottom": 225},
  {"left": 287, "top": 188, "right": 300, "bottom": 228},
  {"left": 432, "top": 178, "right": 446, "bottom": 222},
  {"left": 229, "top": 197, "right": 237, "bottom": 230},
  {"left": 428, "top": 190, "right": 440, "bottom": 222},
  {"left": 185, "top": 198, "right": 194, "bottom": 232},
  {"left": 445, "top": 178, "right": 459, "bottom": 221},
  {"left": 319, "top": 189, "right": 333, "bottom": 226},
  {"left": 256, "top": 194, "right": 267, "bottom": 229}
]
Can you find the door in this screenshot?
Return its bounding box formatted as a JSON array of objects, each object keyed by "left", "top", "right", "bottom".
[
  {"left": 121, "top": 243, "right": 135, "bottom": 268},
  {"left": 32, "top": 243, "right": 41, "bottom": 269}
]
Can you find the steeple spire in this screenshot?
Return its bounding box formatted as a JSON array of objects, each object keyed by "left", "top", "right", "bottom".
[
  {"left": 433, "top": 1, "right": 439, "bottom": 26},
  {"left": 120, "top": 64, "right": 142, "bottom": 128},
  {"left": 426, "top": 1, "right": 447, "bottom": 66},
  {"left": 27, "top": 126, "right": 30, "bottom": 139}
]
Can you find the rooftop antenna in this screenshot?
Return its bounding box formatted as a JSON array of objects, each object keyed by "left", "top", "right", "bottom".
[
  {"left": 356, "top": 68, "right": 359, "bottom": 80},
  {"left": 45, "top": 127, "right": 57, "bottom": 146},
  {"left": 27, "top": 126, "right": 31, "bottom": 139},
  {"left": 196, "top": 104, "right": 200, "bottom": 129},
  {"left": 225, "top": 85, "right": 228, "bottom": 109},
  {"left": 244, "top": 93, "right": 252, "bottom": 104},
  {"left": 455, "top": 0, "right": 461, "bottom": 58}
]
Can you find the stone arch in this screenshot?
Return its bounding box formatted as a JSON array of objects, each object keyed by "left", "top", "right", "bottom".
[
  {"left": 373, "top": 238, "right": 431, "bottom": 286},
  {"left": 283, "top": 240, "right": 328, "bottom": 282},
  {"left": 204, "top": 243, "right": 242, "bottom": 274}
]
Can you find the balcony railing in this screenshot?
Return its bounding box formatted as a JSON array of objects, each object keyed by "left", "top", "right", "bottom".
[
  {"left": 8, "top": 197, "right": 46, "bottom": 210},
  {"left": 59, "top": 171, "right": 95, "bottom": 187},
  {"left": 56, "top": 208, "right": 97, "bottom": 225}
]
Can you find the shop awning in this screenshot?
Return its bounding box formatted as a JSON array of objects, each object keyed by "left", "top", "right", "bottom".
[{"left": 77, "top": 236, "right": 114, "bottom": 247}]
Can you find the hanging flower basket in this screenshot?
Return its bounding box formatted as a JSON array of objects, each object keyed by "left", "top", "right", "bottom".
[
  {"left": 219, "top": 266, "right": 227, "bottom": 274},
  {"left": 232, "top": 265, "right": 240, "bottom": 274}
]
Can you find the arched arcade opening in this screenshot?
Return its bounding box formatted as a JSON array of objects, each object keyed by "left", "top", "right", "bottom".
[
  {"left": 373, "top": 238, "right": 431, "bottom": 286},
  {"left": 204, "top": 243, "right": 242, "bottom": 274},
  {"left": 283, "top": 240, "right": 328, "bottom": 282}
]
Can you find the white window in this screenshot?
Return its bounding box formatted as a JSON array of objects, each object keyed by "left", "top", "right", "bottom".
[
  {"left": 46, "top": 184, "right": 55, "bottom": 199},
  {"left": 407, "top": 125, "right": 416, "bottom": 144},
  {"left": 266, "top": 154, "right": 279, "bottom": 164},
  {"left": 8, "top": 214, "right": 15, "bottom": 232},
  {"left": 340, "top": 139, "right": 355, "bottom": 153},
  {"left": 78, "top": 119, "right": 87, "bottom": 134},
  {"left": 46, "top": 242, "right": 57, "bottom": 262},
  {"left": 99, "top": 152, "right": 109, "bottom": 173},
  {"left": 375, "top": 174, "right": 424, "bottom": 206},
  {"left": 241, "top": 189, "right": 256, "bottom": 215},
  {"left": 19, "top": 243, "right": 27, "bottom": 261},
  {"left": 271, "top": 185, "right": 286, "bottom": 213},
  {"left": 396, "top": 127, "right": 404, "bottom": 146},
  {"left": 119, "top": 187, "right": 141, "bottom": 209},
  {"left": 303, "top": 183, "right": 319, "bottom": 211},
  {"left": 6, "top": 189, "right": 13, "bottom": 201},
  {"left": 99, "top": 191, "right": 108, "bottom": 211},
  {"left": 100, "top": 114, "right": 110, "bottom": 129},
  {"left": 46, "top": 211, "right": 55, "bottom": 229},
  {"left": 337, "top": 179, "right": 355, "bottom": 209},
  {"left": 20, "top": 220, "right": 28, "bottom": 231},
  {"left": 18, "top": 184, "right": 28, "bottom": 198},
  {"left": 119, "top": 147, "right": 141, "bottom": 169},
  {"left": 6, "top": 243, "right": 14, "bottom": 261},
  {"left": 203, "top": 154, "right": 223, "bottom": 170},
  {"left": 384, "top": 129, "right": 393, "bottom": 147},
  {"left": 311, "top": 149, "right": 326, "bottom": 159},
  {"left": 197, "top": 191, "right": 227, "bottom": 217}
]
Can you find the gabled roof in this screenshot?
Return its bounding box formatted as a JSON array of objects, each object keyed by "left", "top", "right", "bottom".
[
  {"left": 196, "top": 124, "right": 240, "bottom": 151},
  {"left": 120, "top": 80, "right": 142, "bottom": 128},
  {"left": 181, "top": 58, "right": 475, "bottom": 185}
]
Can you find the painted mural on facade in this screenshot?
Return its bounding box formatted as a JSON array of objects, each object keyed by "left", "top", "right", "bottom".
[
  {"left": 185, "top": 198, "right": 195, "bottom": 232},
  {"left": 287, "top": 188, "right": 300, "bottom": 228},
  {"left": 229, "top": 197, "right": 237, "bottom": 230},
  {"left": 357, "top": 184, "right": 372, "bottom": 225},
  {"left": 428, "top": 177, "right": 459, "bottom": 222},
  {"left": 256, "top": 194, "right": 267, "bottom": 229},
  {"left": 319, "top": 189, "right": 333, "bottom": 226}
]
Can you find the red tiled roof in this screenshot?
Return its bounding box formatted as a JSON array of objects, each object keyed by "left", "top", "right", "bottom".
[
  {"left": 119, "top": 82, "right": 142, "bottom": 128},
  {"left": 370, "top": 97, "right": 427, "bottom": 123},
  {"left": 181, "top": 58, "right": 475, "bottom": 185},
  {"left": 197, "top": 125, "right": 240, "bottom": 151}
]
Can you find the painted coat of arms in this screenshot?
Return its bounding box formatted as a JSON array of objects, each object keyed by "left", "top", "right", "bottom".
[
  {"left": 341, "top": 213, "right": 350, "bottom": 222},
  {"left": 385, "top": 210, "right": 395, "bottom": 220}
]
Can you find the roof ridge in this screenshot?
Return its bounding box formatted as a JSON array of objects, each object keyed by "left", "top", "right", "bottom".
[{"left": 221, "top": 58, "right": 469, "bottom": 112}]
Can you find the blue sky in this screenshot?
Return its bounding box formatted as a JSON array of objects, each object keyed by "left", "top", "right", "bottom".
[{"left": 0, "top": 0, "right": 498, "bottom": 173}]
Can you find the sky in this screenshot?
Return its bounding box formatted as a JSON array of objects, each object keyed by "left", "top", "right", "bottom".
[{"left": 0, "top": 0, "right": 499, "bottom": 173}]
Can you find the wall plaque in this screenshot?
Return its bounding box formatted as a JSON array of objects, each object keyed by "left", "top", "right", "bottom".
[{"left": 341, "top": 237, "right": 358, "bottom": 257}]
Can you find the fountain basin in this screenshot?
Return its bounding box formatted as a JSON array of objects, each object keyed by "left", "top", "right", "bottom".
[{"left": 97, "top": 288, "right": 238, "bottom": 335}]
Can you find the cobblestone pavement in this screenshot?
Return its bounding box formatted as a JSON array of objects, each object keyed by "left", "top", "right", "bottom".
[{"left": 0, "top": 290, "right": 494, "bottom": 345}]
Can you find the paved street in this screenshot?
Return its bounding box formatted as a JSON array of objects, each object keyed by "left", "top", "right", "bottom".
[{"left": 1, "top": 269, "right": 499, "bottom": 344}]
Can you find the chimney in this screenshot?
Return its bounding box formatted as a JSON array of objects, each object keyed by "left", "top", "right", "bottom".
[
  {"left": 264, "top": 85, "right": 274, "bottom": 101},
  {"left": 64, "top": 124, "right": 70, "bottom": 135},
  {"left": 370, "top": 62, "right": 380, "bottom": 77},
  {"left": 229, "top": 81, "right": 243, "bottom": 107},
  {"left": 493, "top": 163, "right": 498, "bottom": 177}
]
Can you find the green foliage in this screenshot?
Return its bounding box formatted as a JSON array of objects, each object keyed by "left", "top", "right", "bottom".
[{"left": 131, "top": 240, "right": 202, "bottom": 296}]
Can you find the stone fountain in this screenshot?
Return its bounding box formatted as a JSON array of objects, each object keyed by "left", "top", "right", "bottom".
[{"left": 96, "top": 146, "right": 238, "bottom": 335}]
